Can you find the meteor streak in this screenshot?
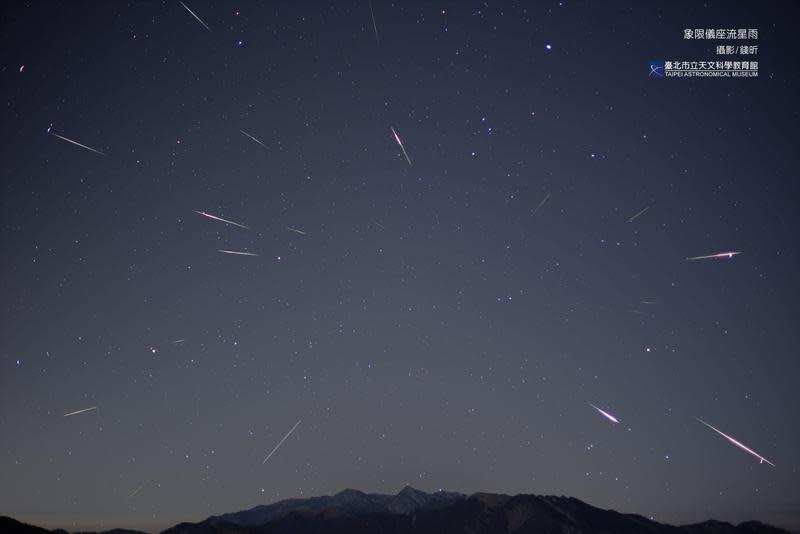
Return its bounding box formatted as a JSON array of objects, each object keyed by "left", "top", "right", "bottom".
[
  {"left": 127, "top": 481, "right": 148, "bottom": 500},
  {"left": 51, "top": 133, "right": 106, "bottom": 156},
  {"left": 696, "top": 417, "right": 774, "bottom": 466},
  {"left": 390, "top": 126, "right": 412, "bottom": 166},
  {"left": 368, "top": 0, "right": 380, "bottom": 44},
  {"left": 627, "top": 205, "right": 650, "bottom": 223},
  {"left": 218, "top": 250, "right": 259, "bottom": 256},
  {"left": 589, "top": 403, "right": 619, "bottom": 424},
  {"left": 194, "top": 211, "right": 249, "bottom": 229},
  {"left": 262, "top": 420, "right": 302, "bottom": 464},
  {"left": 63, "top": 406, "right": 97, "bottom": 417},
  {"left": 686, "top": 251, "right": 741, "bottom": 261},
  {"left": 286, "top": 226, "right": 306, "bottom": 235},
  {"left": 240, "top": 130, "right": 268, "bottom": 149},
  {"left": 179, "top": 1, "right": 211, "bottom": 32},
  {"left": 532, "top": 193, "right": 551, "bottom": 214}
]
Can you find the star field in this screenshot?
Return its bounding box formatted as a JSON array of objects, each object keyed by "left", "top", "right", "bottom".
[{"left": 1, "top": 1, "right": 799, "bottom": 532}]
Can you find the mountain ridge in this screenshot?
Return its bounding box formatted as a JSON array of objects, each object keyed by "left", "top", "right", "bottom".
[{"left": 1, "top": 487, "right": 793, "bottom": 534}]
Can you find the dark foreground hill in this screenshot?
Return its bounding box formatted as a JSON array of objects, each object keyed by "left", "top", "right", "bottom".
[
  {"left": 2, "top": 487, "right": 792, "bottom": 534},
  {"left": 0, "top": 516, "right": 148, "bottom": 534}
]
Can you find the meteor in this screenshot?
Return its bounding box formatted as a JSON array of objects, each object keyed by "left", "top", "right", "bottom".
[
  {"left": 589, "top": 403, "right": 619, "bottom": 424},
  {"left": 390, "top": 126, "right": 412, "bottom": 166},
  {"left": 696, "top": 417, "right": 774, "bottom": 466},
  {"left": 262, "top": 420, "right": 302, "bottom": 464},
  {"left": 286, "top": 226, "right": 306, "bottom": 235},
  {"left": 368, "top": 0, "right": 380, "bottom": 44},
  {"left": 240, "top": 130, "right": 268, "bottom": 149},
  {"left": 51, "top": 133, "right": 106, "bottom": 156},
  {"left": 127, "top": 481, "right": 148, "bottom": 500},
  {"left": 179, "top": 1, "right": 211, "bottom": 32},
  {"left": 63, "top": 406, "right": 97, "bottom": 417},
  {"left": 194, "top": 210, "right": 249, "bottom": 229},
  {"left": 627, "top": 205, "right": 650, "bottom": 223},
  {"left": 532, "top": 193, "right": 551, "bottom": 215},
  {"left": 686, "top": 251, "right": 741, "bottom": 261},
  {"left": 218, "top": 250, "right": 259, "bottom": 256}
]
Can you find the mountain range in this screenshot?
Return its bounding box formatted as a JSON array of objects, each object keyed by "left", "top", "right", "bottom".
[{"left": 1, "top": 486, "right": 792, "bottom": 534}]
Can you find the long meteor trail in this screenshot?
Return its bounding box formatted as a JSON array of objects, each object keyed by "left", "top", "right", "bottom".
[
  {"left": 390, "top": 126, "right": 412, "bottom": 166},
  {"left": 179, "top": 1, "right": 211, "bottom": 32},
  {"left": 63, "top": 406, "right": 97, "bottom": 417},
  {"left": 286, "top": 226, "right": 306, "bottom": 235},
  {"left": 51, "top": 133, "right": 106, "bottom": 156},
  {"left": 194, "top": 211, "right": 249, "bottom": 229},
  {"left": 218, "top": 250, "right": 258, "bottom": 256},
  {"left": 240, "top": 130, "right": 268, "bottom": 149},
  {"left": 686, "top": 251, "right": 741, "bottom": 261},
  {"left": 627, "top": 205, "right": 650, "bottom": 223},
  {"left": 262, "top": 420, "right": 302, "bottom": 464},
  {"left": 368, "top": 0, "right": 380, "bottom": 44},
  {"left": 532, "top": 193, "right": 551, "bottom": 215},
  {"left": 589, "top": 403, "right": 619, "bottom": 424},
  {"left": 696, "top": 417, "right": 774, "bottom": 466}
]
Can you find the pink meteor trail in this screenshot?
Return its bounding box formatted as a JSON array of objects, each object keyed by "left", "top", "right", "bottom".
[
  {"left": 695, "top": 417, "right": 775, "bottom": 466},
  {"left": 390, "top": 126, "right": 412, "bottom": 166},
  {"left": 194, "top": 211, "right": 249, "bottom": 229},
  {"left": 589, "top": 403, "right": 619, "bottom": 424},
  {"left": 686, "top": 251, "right": 741, "bottom": 261}
]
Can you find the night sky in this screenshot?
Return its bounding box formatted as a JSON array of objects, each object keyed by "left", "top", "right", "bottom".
[{"left": 1, "top": 1, "right": 799, "bottom": 532}]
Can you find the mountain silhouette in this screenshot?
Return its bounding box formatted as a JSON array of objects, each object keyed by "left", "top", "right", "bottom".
[
  {"left": 2, "top": 487, "right": 792, "bottom": 534},
  {"left": 205, "top": 484, "right": 464, "bottom": 527}
]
